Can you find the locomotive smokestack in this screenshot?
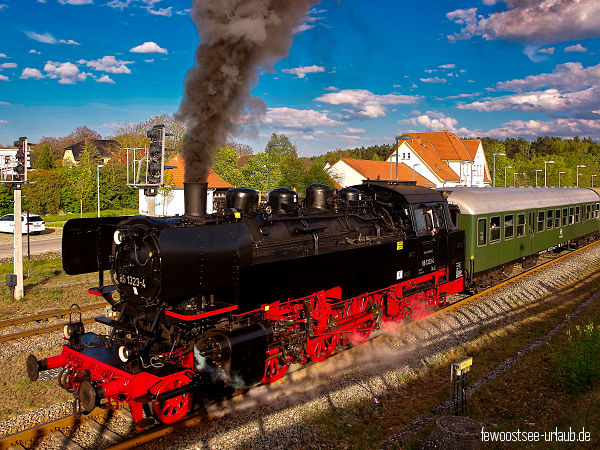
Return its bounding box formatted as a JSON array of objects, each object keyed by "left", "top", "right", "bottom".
[{"left": 184, "top": 182, "right": 208, "bottom": 218}]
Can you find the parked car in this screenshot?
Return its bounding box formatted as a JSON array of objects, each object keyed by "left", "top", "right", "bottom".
[{"left": 0, "top": 214, "right": 46, "bottom": 234}]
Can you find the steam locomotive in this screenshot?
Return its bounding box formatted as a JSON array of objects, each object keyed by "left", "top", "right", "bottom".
[{"left": 26, "top": 180, "right": 466, "bottom": 426}]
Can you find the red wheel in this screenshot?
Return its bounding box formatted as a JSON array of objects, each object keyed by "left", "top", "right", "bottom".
[
  {"left": 345, "top": 297, "right": 374, "bottom": 346},
  {"left": 262, "top": 348, "right": 292, "bottom": 383},
  {"left": 306, "top": 334, "right": 339, "bottom": 362},
  {"left": 151, "top": 374, "right": 192, "bottom": 424}
]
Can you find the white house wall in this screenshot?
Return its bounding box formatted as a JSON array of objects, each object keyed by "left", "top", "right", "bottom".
[
  {"left": 472, "top": 144, "right": 489, "bottom": 186},
  {"left": 386, "top": 143, "right": 441, "bottom": 187},
  {"left": 327, "top": 161, "right": 365, "bottom": 187},
  {"left": 138, "top": 188, "right": 214, "bottom": 216}
]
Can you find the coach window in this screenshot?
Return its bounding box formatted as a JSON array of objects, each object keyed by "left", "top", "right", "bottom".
[
  {"left": 517, "top": 213, "right": 526, "bottom": 237},
  {"left": 596, "top": 203, "right": 599, "bottom": 218},
  {"left": 562, "top": 208, "right": 568, "bottom": 226},
  {"left": 504, "top": 214, "right": 514, "bottom": 240},
  {"left": 575, "top": 206, "right": 580, "bottom": 223},
  {"left": 490, "top": 216, "right": 501, "bottom": 243},
  {"left": 555, "top": 209, "right": 561, "bottom": 228},
  {"left": 547, "top": 210, "right": 554, "bottom": 230},
  {"left": 586, "top": 204, "right": 591, "bottom": 221},
  {"left": 537, "top": 211, "right": 544, "bottom": 232},
  {"left": 569, "top": 207, "right": 575, "bottom": 225},
  {"left": 477, "top": 218, "right": 487, "bottom": 246}
]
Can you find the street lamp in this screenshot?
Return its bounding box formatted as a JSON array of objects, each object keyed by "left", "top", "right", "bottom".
[
  {"left": 535, "top": 169, "right": 543, "bottom": 187},
  {"left": 266, "top": 142, "right": 281, "bottom": 194},
  {"left": 513, "top": 172, "right": 520, "bottom": 186},
  {"left": 576, "top": 164, "right": 586, "bottom": 187},
  {"left": 558, "top": 171, "right": 565, "bottom": 187},
  {"left": 493, "top": 152, "right": 505, "bottom": 188},
  {"left": 592, "top": 174, "right": 597, "bottom": 187},
  {"left": 504, "top": 166, "right": 512, "bottom": 187},
  {"left": 544, "top": 160, "right": 555, "bottom": 187},
  {"left": 97, "top": 164, "right": 105, "bottom": 218},
  {"left": 395, "top": 136, "right": 402, "bottom": 181}
]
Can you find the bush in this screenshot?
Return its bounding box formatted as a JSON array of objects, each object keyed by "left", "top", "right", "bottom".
[{"left": 552, "top": 321, "right": 600, "bottom": 392}]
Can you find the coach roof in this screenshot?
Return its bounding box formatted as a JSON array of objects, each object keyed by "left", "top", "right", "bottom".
[{"left": 441, "top": 187, "right": 600, "bottom": 215}]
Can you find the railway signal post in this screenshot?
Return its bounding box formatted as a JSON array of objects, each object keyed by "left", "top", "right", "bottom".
[{"left": 9, "top": 137, "right": 28, "bottom": 299}]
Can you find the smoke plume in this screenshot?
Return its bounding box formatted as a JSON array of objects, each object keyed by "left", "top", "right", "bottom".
[{"left": 178, "top": 0, "right": 318, "bottom": 182}]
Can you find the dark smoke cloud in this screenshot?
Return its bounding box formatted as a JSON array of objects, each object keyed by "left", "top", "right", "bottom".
[{"left": 178, "top": 0, "right": 318, "bottom": 182}]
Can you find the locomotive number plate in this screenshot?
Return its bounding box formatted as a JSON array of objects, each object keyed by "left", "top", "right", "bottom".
[{"left": 119, "top": 274, "right": 146, "bottom": 289}]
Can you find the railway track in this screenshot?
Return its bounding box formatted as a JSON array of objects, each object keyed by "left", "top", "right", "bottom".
[
  {"left": 1, "top": 242, "right": 597, "bottom": 450},
  {"left": 0, "top": 303, "right": 105, "bottom": 344}
]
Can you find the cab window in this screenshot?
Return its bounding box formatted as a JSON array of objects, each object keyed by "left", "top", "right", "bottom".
[
  {"left": 547, "top": 210, "right": 553, "bottom": 230},
  {"left": 490, "top": 216, "right": 501, "bottom": 243},
  {"left": 517, "top": 213, "right": 526, "bottom": 237},
  {"left": 413, "top": 203, "right": 445, "bottom": 236},
  {"left": 504, "top": 214, "right": 514, "bottom": 240},
  {"left": 477, "top": 218, "right": 487, "bottom": 246}
]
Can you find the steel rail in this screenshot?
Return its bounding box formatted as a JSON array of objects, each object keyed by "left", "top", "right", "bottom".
[
  {"left": 0, "top": 302, "right": 105, "bottom": 329},
  {"left": 0, "top": 317, "right": 100, "bottom": 343}
]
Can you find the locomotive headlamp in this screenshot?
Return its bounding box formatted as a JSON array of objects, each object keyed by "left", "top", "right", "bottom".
[
  {"left": 63, "top": 322, "right": 84, "bottom": 341},
  {"left": 114, "top": 230, "right": 124, "bottom": 245},
  {"left": 118, "top": 345, "right": 135, "bottom": 363}
]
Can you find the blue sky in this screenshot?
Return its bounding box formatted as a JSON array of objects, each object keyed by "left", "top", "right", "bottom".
[{"left": 1, "top": 0, "right": 600, "bottom": 156}]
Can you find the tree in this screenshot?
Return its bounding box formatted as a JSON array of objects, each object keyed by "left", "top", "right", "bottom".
[
  {"left": 112, "top": 114, "right": 186, "bottom": 151},
  {"left": 69, "top": 148, "right": 96, "bottom": 217},
  {"left": 23, "top": 169, "right": 62, "bottom": 214},
  {"left": 227, "top": 142, "right": 254, "bottom": 156},
  {"left": 34, "top": 143, "right": 55, "bottom": 170},
  {"left": 213, "top": 146, "right": 244, "bottom": 187}
]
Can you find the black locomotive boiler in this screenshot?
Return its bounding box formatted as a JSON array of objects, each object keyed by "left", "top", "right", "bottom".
[{"left": 26, "top": 180, "right": 465, "bottom": 426}]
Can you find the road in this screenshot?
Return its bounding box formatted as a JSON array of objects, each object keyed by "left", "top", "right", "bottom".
[{"left": 0, "top": 228, "right": 62, "bottom": 260}]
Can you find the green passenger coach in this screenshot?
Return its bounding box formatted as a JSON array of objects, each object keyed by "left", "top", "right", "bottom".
[{"left": 441, "top": 187, "right": 600, "bottom": 290}]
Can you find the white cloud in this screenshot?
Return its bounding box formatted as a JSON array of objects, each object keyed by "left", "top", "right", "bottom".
[
  {"left": 282, "top": 65, "right": 325, "bottom": 79},
  {"left": 316, "top": 89, "right": 420, "bottom": 119},
  {"left": 25, "top": 31, "right": 57, "bottom": 44},
  {"left": 443, "top": 92, "right": 481, "bottom": 100},
  {"left": 447, "top": 0, "right": 600, "bottom": 44},
  {"left": 497, "top": 62, "right": 600, "bottom": 91},
  {"left": 59, "top": 39, "right": 80, "bottom": 45},
  {"left": 44, "top": 61, "right": 90, "bottom": 84},
  {"left": 20, "top": 68, "right": 44, "bottom": 79},
  {"left": 78, "top": 56, "right": 133, "bottom": 74},
  {"left": 28, "top": 49, "right": 41, "bottom": 54},
  {"left": 345, "top": 127, "right": 366, "bottom": 134},
  {"left": 293, "top": 7, "right": 326, "bottom": 34},
  {"left": 0, "top": 53, "right": 6, "bottom": 58},
  {"left": 148, "top": 6, "right": 171, "bottom": 16},
  {"left": 144, "top": 59, "right": 154, "bottom": 63},
  {"left": 0, "top": 4, "right": 7, "bottom": 10},
  {"left": 0, "top": 62, "right": 16, "bottom": 69},
  {"left": 565, "top": 43, "right": 588, "bottom": 53},
  {"left": 439, "top": 63, "right": 455, "bottom": 69},
  {"left": 96, "top": 74, "right": 115, "bottom": 84},
  {"left": 459, "top": 88, "right": 600, "bottom": 113},
  {"left": 324, "top": 86, "right": 337, "bottom": 91},
  {"left": 0, "top": 120, "right": 9, "bottom": 124},
  {"left": 420, "top": 77, "right": 447, "bottom": 84},
  {"left": 0, "top": 75, "right": 8, "bottom": 81},
  {"left": 486, "top": 118, "right": 600, "bottom": 138},
  {"left": 263, "top": 107, "right": 344, "bottom": 130},
  {"left": 58, "top": 0, "right": 93, "bottom": 4},
  {"left": 538, "top": 47, "right": 555, "bottom": 54},
  {"left": 0, "top": 101, "right": 10, "bottom": 105},
  {"left": 401, "top": 111, "right": 478, "bottom": 136},
  {"left": 129, "top": 41, "right": 167, "bottom": 54},
  {"left": 24, "top": 31, "right": 80, "bottom": 45}
]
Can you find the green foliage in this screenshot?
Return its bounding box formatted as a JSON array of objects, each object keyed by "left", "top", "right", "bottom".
[
  {"left": 68, "top": 147, "right": 97, "bottom": 217},
  {"left": 213, "top": 146, "right": 244, "bottom": 187},
  {"left": 34, "top": 143, "right": 55, "bottom": 170},
  {"left": 482, "top": 137, "right": 600, "bottom": 187},
  {"left": 23, "top": 169, "right": 63, "bottom": 214},
  {"left": 551, "top": 321, "right": 600, "bottom": 392}
]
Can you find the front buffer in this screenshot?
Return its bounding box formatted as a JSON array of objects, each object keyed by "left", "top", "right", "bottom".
[{"left": 27, "top": 331, "right": 196, "bottom": 427}]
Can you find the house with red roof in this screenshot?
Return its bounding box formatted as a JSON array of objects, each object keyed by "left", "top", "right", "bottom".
[
  {"left": 327, "top": 157, "right": 436, "bottom": 188},
  {"left": 139, "top": 153, "right": 233, "bottom": 216},
  {"left": 387, "top": 131, "right": 491, "bottom": 187}
]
